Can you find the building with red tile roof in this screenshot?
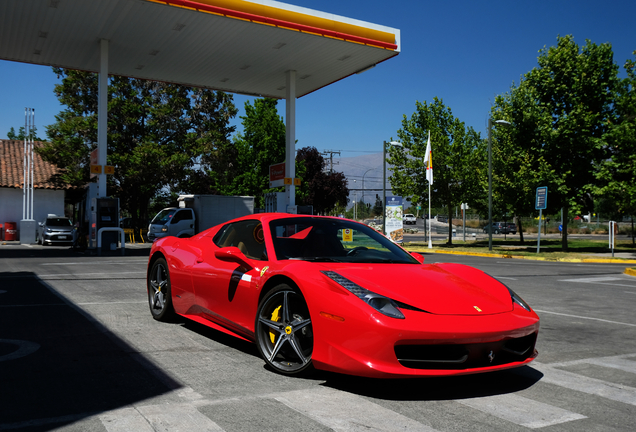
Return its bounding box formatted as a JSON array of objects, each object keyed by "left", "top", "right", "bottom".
[{"left": 1, "top": 139, "right": 75, "bottom": 239}]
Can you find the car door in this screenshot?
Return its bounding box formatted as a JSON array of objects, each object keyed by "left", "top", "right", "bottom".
[
  {"left": 170, "top": 209, "right": 194, "bottom": 237},
  {"left": 190, "top": 220, "right": 267, "bottom": 335}
]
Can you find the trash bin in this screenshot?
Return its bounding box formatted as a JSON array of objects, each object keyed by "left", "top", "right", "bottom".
[
  {"left": 452, "top": 229, "right": 456, "bottom": 237},
  {"left": 4, "top": 222, "right": 17, "bottom": 241}
]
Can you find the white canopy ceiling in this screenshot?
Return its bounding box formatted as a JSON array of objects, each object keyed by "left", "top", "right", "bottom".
[{"left": 0, "top": 0, "right": 401, "bottom": 98}]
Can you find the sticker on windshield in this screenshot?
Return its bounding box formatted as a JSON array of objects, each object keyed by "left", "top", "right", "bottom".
[{"left": 342, "top": 228, "right": 353, "bottom": 242}]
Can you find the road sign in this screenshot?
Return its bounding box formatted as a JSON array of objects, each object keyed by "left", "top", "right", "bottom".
[
  {"left": 558, "top": 224, "right": 563, "bottom": 232},
  {"left": 535, "top": 186, "right": 548, "bottom": 210}
]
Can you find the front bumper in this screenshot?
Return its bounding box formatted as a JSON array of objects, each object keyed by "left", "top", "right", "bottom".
[
  {"left": 310, "top": 302, "right": 540, "bottom": 378},
  {"left": 41, "top": 232, "right": 75, "bottom": 245}
]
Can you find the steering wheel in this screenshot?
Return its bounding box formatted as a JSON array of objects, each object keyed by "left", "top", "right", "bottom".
[{"left": 346, "top": 246, "right": 368, "bottom": 256}]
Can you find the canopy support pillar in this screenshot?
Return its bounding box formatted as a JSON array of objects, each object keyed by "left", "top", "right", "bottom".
[
  {"left": 97, "top": 39, "right": 109, "bottom": 197},
  {"left": 285, "top": 70, "right": 296, "bottom": 208}
]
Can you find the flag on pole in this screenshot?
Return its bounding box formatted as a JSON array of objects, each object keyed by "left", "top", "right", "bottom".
[{"left": 424, "top": 131, "right": 433, "bottom": 184}]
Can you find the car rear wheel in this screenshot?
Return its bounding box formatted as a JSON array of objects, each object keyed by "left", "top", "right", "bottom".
[
  {"left": 255, "top": 284, "right": 314, "bottom": 376},
  {"left": 147, "top": 257, "right": 176, "bottom": 321}
]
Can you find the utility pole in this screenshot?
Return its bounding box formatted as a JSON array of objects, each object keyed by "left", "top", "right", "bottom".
[{"left": 321, "top": 150, "right": 341, "bottom": 173}]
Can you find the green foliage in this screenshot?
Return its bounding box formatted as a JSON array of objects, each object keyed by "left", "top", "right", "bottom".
[
  {"left": 494, "top": 36, "right": 623, "bottom": 250},
  {"left": 226, "top": 98, "right": 287, "bottom": 208},
  {"left": 373, "top": 195, "right": 383, "bottom": 216},
  {"left": 6, "top": 126, "right": 43, "bottom": 141},
  {"left": 589, "top": 51, "right": 636, "bottom": 223},
  {"left": 389, "top": 97, "right": 481, "bottom": 244},
  {"left": 295, "top": 146, "right": 349, "bottom": 215},
  {"left": 38, "top": 68, "right": 237, "bottom": 225}
]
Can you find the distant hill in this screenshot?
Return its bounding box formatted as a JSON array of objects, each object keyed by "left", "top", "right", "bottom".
[{"left": 329, "top": 152, "right": 401, "bottom": 207}]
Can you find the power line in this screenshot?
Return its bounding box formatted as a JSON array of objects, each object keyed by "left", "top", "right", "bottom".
[{"left": 321, "top": 149, "right": 341, "bottom": 173}]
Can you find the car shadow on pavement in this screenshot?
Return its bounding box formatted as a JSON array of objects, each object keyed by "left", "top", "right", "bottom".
[
  {"left": 320, "top": 366, "right": 543, "bottom": 401},
  {"left": 0, "top": 271, "right": 179, "bottom": 430}
]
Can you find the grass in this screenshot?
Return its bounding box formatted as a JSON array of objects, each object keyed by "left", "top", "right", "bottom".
[{"left": 405, "top": 238, "right": 636, "bottom": 262}]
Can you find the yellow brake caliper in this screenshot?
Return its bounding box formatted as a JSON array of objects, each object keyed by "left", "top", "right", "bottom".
[{"left": 270, "top": 305, "right": 282, "bottom": 344}]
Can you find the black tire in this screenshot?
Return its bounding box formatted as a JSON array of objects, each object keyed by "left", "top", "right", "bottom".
[
  {"left": 255, "top": 284, "right": 314, "bottom": 376},
  {"left": 147, "top": 257, "right": 176, "bottom": 321}
]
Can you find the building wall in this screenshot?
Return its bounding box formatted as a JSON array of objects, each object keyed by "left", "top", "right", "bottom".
[{"left": 0, "top": 187, "right": 65, "bottom": 227}]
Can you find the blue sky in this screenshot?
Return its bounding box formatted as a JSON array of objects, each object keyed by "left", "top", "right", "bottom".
[{"left": 1, "top": 0, "right": 635, "bottom": 159}]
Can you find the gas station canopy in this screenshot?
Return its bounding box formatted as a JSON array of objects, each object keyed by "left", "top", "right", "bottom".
[{"left": 0, "top": 0, "right": 401, "bottom": 98}]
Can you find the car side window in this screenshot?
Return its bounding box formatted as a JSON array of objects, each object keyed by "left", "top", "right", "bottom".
[
  {"left": 213, "top": 220, "right": 267, "bottom": 260},
  {"left": 172, "top": 209, "right": 193, "bottom": 223}
]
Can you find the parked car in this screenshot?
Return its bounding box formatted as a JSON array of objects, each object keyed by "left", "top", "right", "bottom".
[
  {"left": 403, "top": 214, "right": 417, "bottom": 225},
  {"left": 147, "top": 213, "right": 539, "bottom": 378},
  {"left": 506, "top": 222, "right": 517, "bottom": 234},
  {"left": 483, "top": 222, "right": 509, "bottom": 234},
  {"left": 37, "top": 215, "right": 75, "bottom": 246}
]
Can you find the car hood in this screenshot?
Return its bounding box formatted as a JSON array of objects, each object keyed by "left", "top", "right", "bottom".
[{"left": 330, "top": 263, "right": 512, "bottom": 315}]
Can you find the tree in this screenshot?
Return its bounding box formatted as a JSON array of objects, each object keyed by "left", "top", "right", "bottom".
[
  {"left": 486, "top": 80, "right": 550, "bottom": 243},
  {"left": 295, "top": 146, "right": 349, "bottom": 215},
  {"left": 590, "top": 51, "right": 636, "bottom": 243},
  {"left": 373, "top": 194, "right": 383, "bottom": 216},
  {"left": 388, "top": 97, "right": 481, "bottom": 244},
  {"left": 522, "top": 35, "right": 620, "bottom": 250},
  {"left": 7, "top": 126, "right": 43, "bottom": 141},
  {"left": 228, "top": 98, "right": 286, "bottom": 208},
  {"left": 37, "top": 68, "right": 237, "bottom": 226}
]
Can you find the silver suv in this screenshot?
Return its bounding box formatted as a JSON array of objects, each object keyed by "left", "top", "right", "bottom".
[{"left": 38, "top": 215, "right": 75, "bottom": 246}]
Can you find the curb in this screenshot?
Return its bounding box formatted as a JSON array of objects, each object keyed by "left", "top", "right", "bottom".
[
  {"left": 625, "top": 268, "right": 636, "bottom": 277},
  {"left": 406, "top": 246, "right": 636, "bottom": 265}
]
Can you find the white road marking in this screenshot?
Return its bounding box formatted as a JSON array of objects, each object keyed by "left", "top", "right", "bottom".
[
  {"left": 533, "top": 309, "right": 636, "bottom": 327},
  {"left": 37, "top": 272, "right": 145, "bottom": 278},
  {"left": 559, "top": 277, "right": 622, "bottom": 283},
  {"left": 493, "top": 276, "right": 518, "bottom": 280},
  {"left": 100, "top": 404, "right": 225, "bottom": 432},
  {"left": 274, "top": 386, "right": 440, "bottom": 431},
  {"left": 40, "top": 260, "right": 148, "bottom": 265},
  {"left": 546, "top": 354, "right": 636, "bottom": 375},
  {"left": 457, "top": 393, "right": 586, "bottom": 429},
  {"left": 532, "top": 362, "right": 636, "bottom": 406},
  {"left": 558, "top": 276, "right": 636, "bottom": 288},
  {"left": 0, "top": 339, "right": 40, "bottom": 362}
]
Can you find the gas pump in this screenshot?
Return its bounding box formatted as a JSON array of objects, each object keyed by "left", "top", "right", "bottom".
[{"left": 89, "top": 197, "right": 120, "bottom": 250}]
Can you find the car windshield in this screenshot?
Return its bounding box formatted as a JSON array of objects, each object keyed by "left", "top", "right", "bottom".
[
  {"left": 46, "top": 218, "right": 72, "bottom": 227},
  {"left": 269, "top": 217, "right": 418, "bottom": 264},
  {"left": 151, "top": 209, "right": 176, "bottom": 225}
]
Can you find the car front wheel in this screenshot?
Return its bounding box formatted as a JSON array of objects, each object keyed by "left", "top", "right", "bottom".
[
  {"left": 255, "top": 284, "right": 314, "bottom": 376},
  {"left": 147, "top": 257, "right": 176, "bottom": 321}
]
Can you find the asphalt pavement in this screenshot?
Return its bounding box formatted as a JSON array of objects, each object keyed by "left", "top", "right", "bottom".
[{"left": 1, "top": 241, "right": 636, "bottom": 431}]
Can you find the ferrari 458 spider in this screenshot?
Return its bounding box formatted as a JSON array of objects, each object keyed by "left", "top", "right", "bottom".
[{"left": 147, "top": 214, "right": 539, "bottom": 378}]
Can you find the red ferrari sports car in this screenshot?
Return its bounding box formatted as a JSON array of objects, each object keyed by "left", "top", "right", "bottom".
[{"left": 147, "top": 214, "right": 539, "bottom": 378}]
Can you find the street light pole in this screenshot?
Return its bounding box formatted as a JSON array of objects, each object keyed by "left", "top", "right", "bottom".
[
  {"left": 353, "top": 179, "right": 357, "bottom": 220},
  {"left": 362, "top": 168, "right": 374, "bottom": 206},
  {"left": 488, "top": 119, "right": 511, "bottom": 251},
  {"left": 382, "top": 141, "right": 403, "bottom": 235}
]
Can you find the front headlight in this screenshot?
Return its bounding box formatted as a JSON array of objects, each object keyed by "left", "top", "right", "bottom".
[
  {"left": 507, "top": 287, "right": 532, "bottom": 312},
  {"left": 321, "top": 270, "right": 405, "bottom": 319},
  {"left": 161, "top": 224, "right": 168, "bottom": 233}
]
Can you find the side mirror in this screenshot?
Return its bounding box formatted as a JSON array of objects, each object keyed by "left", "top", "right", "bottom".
[
  {"left": 214, "top": 247, "right": 253, "bottom": 269},
  {"left": 410, "top": 252, "right": 425, "bottom": 263}
]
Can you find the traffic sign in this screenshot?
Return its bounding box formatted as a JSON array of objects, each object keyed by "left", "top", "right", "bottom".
[{"left": 535, "top": 187, "right": 548, "bottom": 210}]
